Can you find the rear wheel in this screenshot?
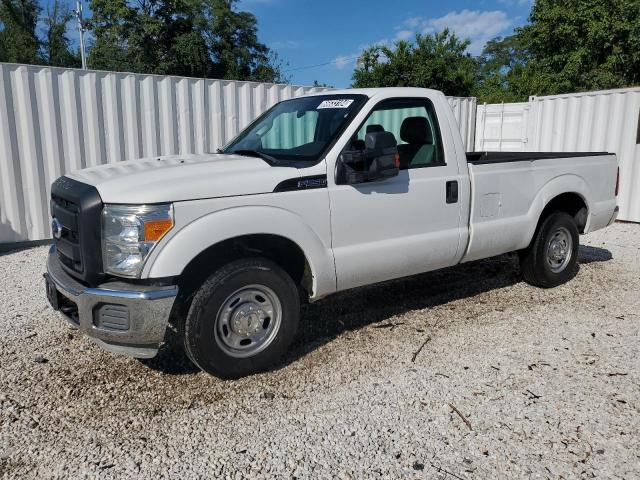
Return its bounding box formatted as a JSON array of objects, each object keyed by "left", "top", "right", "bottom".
[
  {"left": 183, "top": 257, "right": 300, "bottom": 378},
  {"left": 520, "top": 211, "right": 579, "bottom": 288}
]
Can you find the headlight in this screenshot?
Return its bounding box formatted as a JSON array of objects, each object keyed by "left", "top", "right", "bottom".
[{"left": 102, "top": 204, "right": 174, "bottom": 278}]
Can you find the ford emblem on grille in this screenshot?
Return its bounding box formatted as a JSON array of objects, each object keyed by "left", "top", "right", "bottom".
[{"left": 51, "top": 218, "right": 62, "bottom": 239}]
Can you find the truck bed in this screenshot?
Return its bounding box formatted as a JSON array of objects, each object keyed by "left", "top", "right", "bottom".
[
  {"left": 466, "top": 151, "right": 611, "bottom": 165},
  {"left": 462, "top": 152, "right": 618, "bottom": 263}
]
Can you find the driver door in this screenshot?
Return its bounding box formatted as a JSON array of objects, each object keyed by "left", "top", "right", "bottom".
[{"left": 328, "top": 97, "right": 464, "bottom": 291}]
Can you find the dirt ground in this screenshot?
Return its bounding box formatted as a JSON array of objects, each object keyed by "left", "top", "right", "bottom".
[{"left": 1, "top": 222, "right": 638, "bottom": 479}]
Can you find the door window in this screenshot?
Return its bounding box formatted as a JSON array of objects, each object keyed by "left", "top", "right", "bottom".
[{"left": 354, "top": 98, "right": 445, "bottom": 169}]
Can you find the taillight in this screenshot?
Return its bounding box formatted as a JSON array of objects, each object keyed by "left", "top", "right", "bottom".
[{"left": 615, "top": 167, "right": 620, "bottom": 197}]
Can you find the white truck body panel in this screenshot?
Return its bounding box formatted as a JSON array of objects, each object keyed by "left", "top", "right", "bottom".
[
  {"left": 323, "top": 89, "right": 470, "bottom": 291},
  {"left": 67, "top": 153, "right": 300, "bottom": 203},
  {"left": 58, "top": 87, "right": 618, "bottom": 301},
  {"left": 464, "top": 154, "right": 618, "bottom": 262}
]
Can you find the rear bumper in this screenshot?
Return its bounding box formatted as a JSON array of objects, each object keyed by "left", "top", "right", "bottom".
[
  {"left": 45, "top": 245, "right": 178, "bottom": 358},
  {"left": 586, "top": 200, "right": 619, "bottom": 233}
]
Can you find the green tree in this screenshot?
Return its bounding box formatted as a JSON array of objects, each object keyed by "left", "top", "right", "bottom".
[
  {"left": 474, "top": 35, "right": 535, "bottom": 103},
  {"left": 312, "top": 80, "right": 333, "bottom": 88},
  {"left": 476, "top": 0, "right": 640, "bottom": 102},
  {"left": 158, "top": 0, "right": 211, "bottom": 77},
  {"left": 42, "top": 0, "right": 81, "bottom": 67},
  {"left": 87, "top": 0, "right": 283, "bottom": 81},
  {"left": 351, "top": 30, "right": 477, "bottom": 97},
  {"left": 521, "top": 0, "right": 640, "bottom": 94},
  {"left": 0, "top": 0, "right": 41, "bottom": 64},
  {"left": 203, "top": 0, "right": 283, "bottom": 81},
  {"left": 87, "top": 0, "right": 145, "bottom": 72}
]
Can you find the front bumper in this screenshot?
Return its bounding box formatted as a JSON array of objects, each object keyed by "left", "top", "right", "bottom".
[{"left": 45, "top": 245, "right": 178, "bottom": 358}]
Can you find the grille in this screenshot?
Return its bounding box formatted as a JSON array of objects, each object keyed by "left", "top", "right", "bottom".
[
  {"left": 51, "top": 194, "right": 83, "bottom": 273},
  {"left": 50, "top": 176, "right": 104, "bottom": 285}
]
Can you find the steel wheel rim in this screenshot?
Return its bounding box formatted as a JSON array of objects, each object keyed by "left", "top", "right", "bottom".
[
  {"left": 546, "top": 227, "right": 573, "bottom": 273},
  {"left": 214, "top": 284, "right": 282, "bottom": 358}
]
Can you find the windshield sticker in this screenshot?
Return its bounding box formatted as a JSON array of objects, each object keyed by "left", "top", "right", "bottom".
[{"left": 317, "top": 99, "right": 354, "bottom": 109}]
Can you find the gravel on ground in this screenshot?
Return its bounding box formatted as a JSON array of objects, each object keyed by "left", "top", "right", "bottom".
[{"left": 1, "top": 222, "right": 639, "bottom": 479}]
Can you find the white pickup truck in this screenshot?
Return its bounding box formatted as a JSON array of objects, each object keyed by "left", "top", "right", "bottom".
[{"left": 45, "top": 87, "right": 619, "bottom": 378}]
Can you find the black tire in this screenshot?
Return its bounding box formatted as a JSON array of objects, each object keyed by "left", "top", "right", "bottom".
[
  {"left": 520, "top": 211, "right": 580, "bottom": 288},
  {"left": 183, "top": 257, "right": 300, "bottom": 379}
]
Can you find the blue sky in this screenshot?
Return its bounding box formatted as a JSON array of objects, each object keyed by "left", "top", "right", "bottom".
[{"left": 240, "top": 0, "right": 534, "bottom": 87}]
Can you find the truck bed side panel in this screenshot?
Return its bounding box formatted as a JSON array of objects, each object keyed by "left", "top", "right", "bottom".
[
  {"left": 466, "top": 151, "right": 609, "bottom": 165},
  {"left": 462, "top": 154, "right": 617, "bottom": 263}
]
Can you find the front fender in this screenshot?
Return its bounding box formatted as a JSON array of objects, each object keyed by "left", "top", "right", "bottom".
[{"left": 143, "top": 205, "right": 336, "bottom": 300}]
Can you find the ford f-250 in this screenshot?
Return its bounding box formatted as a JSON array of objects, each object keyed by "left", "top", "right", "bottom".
[{"left": 44, "top": 88, "right": 619, "bottom": 378}]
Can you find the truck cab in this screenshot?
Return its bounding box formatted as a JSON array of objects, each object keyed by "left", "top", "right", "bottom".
[{"left": 45, "top": 88, "right": 619, "bottom": 378}]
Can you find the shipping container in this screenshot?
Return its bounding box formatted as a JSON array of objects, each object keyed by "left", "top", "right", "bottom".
[{"left": 476, "top": 88, "right": 640, "bottom": 222}]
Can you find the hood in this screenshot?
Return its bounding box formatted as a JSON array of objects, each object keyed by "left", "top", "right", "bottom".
[{"left": 66, "top": 154, "right": 301, "bottom": 204}]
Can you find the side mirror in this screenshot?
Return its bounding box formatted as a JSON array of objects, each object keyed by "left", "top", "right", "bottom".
[{"left": 336, "top": 131, "right": 400, "bottom": 185}]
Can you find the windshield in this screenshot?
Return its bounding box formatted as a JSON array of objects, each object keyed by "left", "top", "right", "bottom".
[{"left": 223, "top": 94, "right": 367, "bottom": 163}]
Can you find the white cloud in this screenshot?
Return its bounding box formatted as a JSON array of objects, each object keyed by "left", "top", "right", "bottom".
[
  {"left": 271, "top": 40, "right": 300, "bottom": 49},
  {"left": 331, "top": 38, "right": 390, "bottom": 71},
  {"left": 333, "top": 55, "right": 354, "bottom": 70},
  {"left": 395, "top": 30, "right": 414, "bottom": 41},
  {"left": 395, "top": 9, "right": 514, "bottom": 55},
  {"left": 330, "top": 10, "right": 513, "bottom": 73},
  {"left": 422, "top": 10, "right": 512, "bottom": 54},
  {"left": 402, "top": 17, "right": 422, "bottom": 29}
]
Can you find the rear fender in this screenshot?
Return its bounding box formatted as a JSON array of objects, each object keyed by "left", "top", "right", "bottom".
[{"left": 522, "top": 174, "right": 591, "bottom": 247}]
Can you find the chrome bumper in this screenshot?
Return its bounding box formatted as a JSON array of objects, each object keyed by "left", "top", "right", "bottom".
[{"left": 45, "top": 246, "right": 178, "bottom": 358}]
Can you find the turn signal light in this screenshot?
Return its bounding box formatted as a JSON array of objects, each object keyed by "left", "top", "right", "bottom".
[
  {"left": 144, "top": 218, "right": 173, "bottom": 241},
  {"left": 395, "top": 153, "right": 400, "bottom": 168}
]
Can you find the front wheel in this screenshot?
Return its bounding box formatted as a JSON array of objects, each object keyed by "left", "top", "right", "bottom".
[
  {"left": 183, "top": 257, "right": 300, "bottom": 378},
  {"left": 519, "top": 211, "right": 580, "bottom": 288}
]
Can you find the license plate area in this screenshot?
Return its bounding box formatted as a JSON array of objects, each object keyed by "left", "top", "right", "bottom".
[
  {"left": 45, "top": 277, "right": 61, "bottom": 310},
  {"left": 45, "top": 276, "right": 80, "bottom": 325}
]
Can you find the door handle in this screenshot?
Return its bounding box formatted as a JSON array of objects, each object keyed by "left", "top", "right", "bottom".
[{"left": 446, "top": 180, "right": 458, "bottom": 204}]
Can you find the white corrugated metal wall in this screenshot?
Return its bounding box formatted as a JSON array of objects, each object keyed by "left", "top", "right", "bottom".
[
  {"left": 447, "top": 96, "right": 477, "bottom": 152},
  {"left": 0, "top": 63, "right": 477, "bottom": 245},
  {"left": 475, "top": 102, "right": 530, "bottom": 152},
  {"left": 528, "top": 89, "right": 640, "bottom": 223},
  {"left": 475, "top": 87, "right": 640, "bottom": 222}
]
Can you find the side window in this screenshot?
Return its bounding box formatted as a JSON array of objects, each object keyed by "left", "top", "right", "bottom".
[
  {"left": 354, "top": 98, "right": 445, "bottom": 169},
  {"left": 261, "top": 110, "right": 319, "bottom": 149}
]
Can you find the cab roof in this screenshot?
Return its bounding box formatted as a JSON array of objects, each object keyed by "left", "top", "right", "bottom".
[{"left": 305, "top": 87, "right": 444, "bottom": 99}]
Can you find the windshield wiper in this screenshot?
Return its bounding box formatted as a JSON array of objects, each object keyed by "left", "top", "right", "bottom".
[{"left": 230, "top": 149, "right": 283, "bottom": 166}]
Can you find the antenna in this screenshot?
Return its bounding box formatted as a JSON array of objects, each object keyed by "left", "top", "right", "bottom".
[{"left": 74, "top": 0, "right": 87, "bottom": 69}]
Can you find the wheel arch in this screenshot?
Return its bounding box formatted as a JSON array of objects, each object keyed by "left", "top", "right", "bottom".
[
  {"left": 538, "top": 192, "right": 589, "bottom": 233},
  {"left": 523, "top": 174, "right": 591, "bottom": 249},
  {"left": 176, "top": 233, "right": 312, "bottom": 305}
]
